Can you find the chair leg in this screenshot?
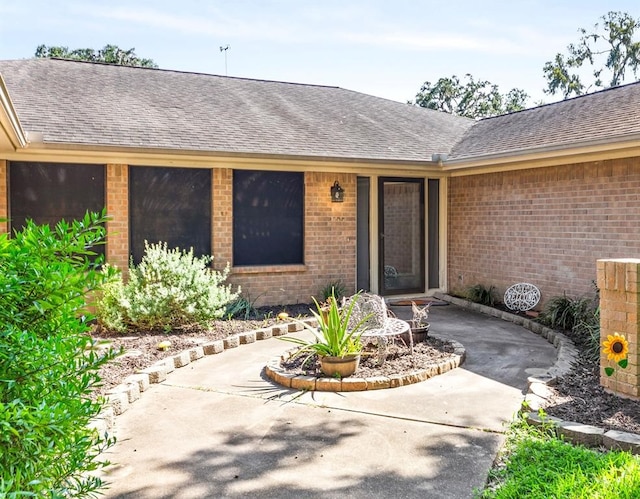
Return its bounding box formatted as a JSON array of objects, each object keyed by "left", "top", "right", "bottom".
[
  {"left": 408, "top": 329, "right": 414, "bottom": 356},
  {"left": 375, "top": 337, "right": 388, "bottom": 366}
]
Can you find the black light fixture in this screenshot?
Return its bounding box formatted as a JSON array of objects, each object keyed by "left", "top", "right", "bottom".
[{"left": 330, "top": 180, "right": 345, "bottom": 202}]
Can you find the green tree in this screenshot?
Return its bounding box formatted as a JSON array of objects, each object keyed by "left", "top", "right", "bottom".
[
  {"left": 413, "top": 74, "right": 529, "bottom": 119},
  {"left": 543, "top": 11, "right": 640, "bottom": 99},
  {"left": 0, "top": 211, "right": 117, "bottom": 497},
  {"left": 35, "top": 43, "right": 158, "bottom": 68}
]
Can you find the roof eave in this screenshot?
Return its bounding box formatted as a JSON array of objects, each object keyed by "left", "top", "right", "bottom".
[
  {"left": 9, "top": 140, "right": 445, "bottom": 174},
  {"left": 0, "top": 74, "right": 27, "bottom": 149},
  {"left": 443, "top": 133, "right": 640, "bottom": 175}
]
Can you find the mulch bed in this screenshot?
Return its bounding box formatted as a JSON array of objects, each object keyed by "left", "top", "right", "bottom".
[
  {"left": 541, "top": 351, "right": 640, "bottom": 435},
  {"left": 278, "top": 337, "right": 456, "bottom": 378}
]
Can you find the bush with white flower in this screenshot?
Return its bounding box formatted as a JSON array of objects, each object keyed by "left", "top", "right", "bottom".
[{"left": 97, "top": 241, "right": 239, "bottom": 332}]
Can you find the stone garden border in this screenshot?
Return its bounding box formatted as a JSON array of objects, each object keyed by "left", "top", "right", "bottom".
[
  {"left": 89, "top": 319, "right": 312, "bottom": 436},
  {"left": 264, "top": 335, "right": 466, "bottom": 392}
]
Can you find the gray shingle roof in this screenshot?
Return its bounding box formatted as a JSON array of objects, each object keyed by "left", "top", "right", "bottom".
[
  {"left": 0, "top": 58, "right": 473, "bottom": 162},
  {"left": 450, "top": 82, "right": 640, "bottom": 160}
]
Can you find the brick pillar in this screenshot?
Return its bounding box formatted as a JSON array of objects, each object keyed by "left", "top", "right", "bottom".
[
  {"left": 0, "top": 160, "right": 7, "bottom": 234},
  {"left": 596, "top": 258, "right": 640, "bottom": 399},
  {"left": 106, "top": 164, "right": 129, "bottom": 271},
  {"left": 212, "top": 168, "right": 233, "bottom": 271}
]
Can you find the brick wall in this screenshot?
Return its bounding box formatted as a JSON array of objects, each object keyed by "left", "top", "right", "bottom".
[
  {"left": 448, "top": 157, "right": 640, "bottom": 305},
  {"left": 0, "top": 160, "right": 6, "bottom": 233},
  {"left": 214, "top": 169, "right": 357, "bottom": 306},
  {"left": 106, "top": 164, "right": 129, "bottom": 271}
]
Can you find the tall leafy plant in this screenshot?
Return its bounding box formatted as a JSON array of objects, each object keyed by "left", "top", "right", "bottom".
[
  {"left": 280, "top": 292, "right": 370, "bottom": 358},
  {"left": 0, "top": 211, "right": 116, "bottom": 497}
]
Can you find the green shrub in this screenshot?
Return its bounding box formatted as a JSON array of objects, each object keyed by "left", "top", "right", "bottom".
[
  {"left": 538, "top": 291, "right": 600, "bottom": 360},
  {"left": 573, "top": 306, "right": 601, "bottom": 361},
  {"left": 97, "top": 241, "right": 239, "bottom": 332},
  {"left": 320, "top": 280, "right": 347, "bottom": 302},
  {"left": 224, "top": 295, "right": 256, "bottom": 320},
  {"left": 96, "top": 265, "right": 128, "bottom": 331},
  {"left": 0, "top": 211, "right": 116, "bottom": 497},
  {"left": 538, "top": 294, "right": 591, "bottom": 331},
  {"left": 465, "top": 283, "right": 498, "bottom": 307}
]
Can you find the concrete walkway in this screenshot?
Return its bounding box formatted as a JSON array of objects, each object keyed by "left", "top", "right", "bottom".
[{"left": 101, "top": 304, "right": 557, "bottom": 499}]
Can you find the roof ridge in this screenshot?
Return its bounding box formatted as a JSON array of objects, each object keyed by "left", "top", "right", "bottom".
[
  {"left": 40, "top": 57, "right": 343, "bottom": 91},
  {"left": 478, "top": 79, "right": 640, "bottom": 122}
]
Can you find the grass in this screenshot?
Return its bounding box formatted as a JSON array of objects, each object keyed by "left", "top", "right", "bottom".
[{"left": 479, "top": 414, "right": 640, "bottom": 498}]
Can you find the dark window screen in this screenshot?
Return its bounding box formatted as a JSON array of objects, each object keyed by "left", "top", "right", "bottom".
[
  {"left": 129, "top": 166, "right": 211, "bottom": 264},
  {"left": 9, "top": 161, "right": 105, "bottom": 245},
  {"left": 233, "top": 170, "right": 304, "bottom": 266}
]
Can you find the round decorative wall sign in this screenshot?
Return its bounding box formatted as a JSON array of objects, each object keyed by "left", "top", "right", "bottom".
[{"left": 504, "top": 283, "right": 540, "bottom": 311}]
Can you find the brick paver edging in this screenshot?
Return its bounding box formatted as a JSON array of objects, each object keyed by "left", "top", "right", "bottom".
[
  {"left": 264, "top": 334, "right": 466, "bottom": 392},
  {"left": 433, "top": 292, "right": 640, "bottom": 455},
  {"left": 89, "top": 318, "right": 316, "bottom": 435}
]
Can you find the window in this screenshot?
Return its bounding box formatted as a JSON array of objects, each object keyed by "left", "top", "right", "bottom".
[
  {"left": 9, "top": 162, "right": 105, "bottom": 255},
  {"left": 233, "top": 170, "right": 304, "bottom": 266},
  {"left": 129, "top": 166, "right": 211, "bottom": 264}
]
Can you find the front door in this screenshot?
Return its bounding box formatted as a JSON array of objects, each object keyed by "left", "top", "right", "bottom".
[{"left": 379, "top": 178, "right": 425, "bottom": 295}]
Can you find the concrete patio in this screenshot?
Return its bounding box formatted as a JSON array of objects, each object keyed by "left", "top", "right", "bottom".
[{"left": 101, "top": 303, "right": 558, "bottom": 498}]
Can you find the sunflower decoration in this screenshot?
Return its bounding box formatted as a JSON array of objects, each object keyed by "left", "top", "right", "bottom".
[{"left": 602, "top": 333, "right": 629, "bottom": 376}]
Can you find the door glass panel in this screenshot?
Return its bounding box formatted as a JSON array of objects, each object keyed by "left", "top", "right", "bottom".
[
  {"left": 428, "top": 179, "right": 440, "bottom": 289},
  {"left": 380, "top": 178, "right": 424, "bottom": 295},
  {"left": 357, "top": 177, "right": 370, "bottom": 291}
]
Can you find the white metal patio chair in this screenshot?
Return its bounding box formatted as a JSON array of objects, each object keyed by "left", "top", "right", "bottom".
[{"left": 343, "top": 293, "right": 412, "bottom": 364}]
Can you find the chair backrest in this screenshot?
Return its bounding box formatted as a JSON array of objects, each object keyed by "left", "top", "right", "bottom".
[{"left": 343, "top": 293, "right": 388, "bottom": 332}]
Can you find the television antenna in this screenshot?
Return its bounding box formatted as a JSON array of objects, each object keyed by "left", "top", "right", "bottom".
[{"left": 219, "top": 45, "right": 230, "bottom": 75}]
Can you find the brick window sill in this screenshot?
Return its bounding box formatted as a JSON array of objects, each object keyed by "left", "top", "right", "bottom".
[{"left": 231, "top": 264, "right": 307, "bottom": 275}]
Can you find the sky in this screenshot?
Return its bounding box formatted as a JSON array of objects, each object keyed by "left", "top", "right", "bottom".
[{"left": 1, "top": 1, "right": 639, "bottom": 107}]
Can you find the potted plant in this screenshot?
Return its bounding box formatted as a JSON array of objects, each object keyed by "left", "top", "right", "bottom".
[
  {"left": 280, "top": 291, "right": 370, "bottom": 378},
  {"left": 401, "top": 301, "right": 430, "bottom": 344}
]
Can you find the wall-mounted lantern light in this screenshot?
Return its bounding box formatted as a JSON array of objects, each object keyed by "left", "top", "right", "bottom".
[{"left": 330, "top": 180, "right": 345, "bottom": 202}]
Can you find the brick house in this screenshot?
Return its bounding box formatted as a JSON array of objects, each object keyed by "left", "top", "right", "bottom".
[{"left": 1, "top": 58, "right": 640, "bottom": 306}]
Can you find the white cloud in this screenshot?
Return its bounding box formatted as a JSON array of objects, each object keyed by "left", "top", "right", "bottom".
[
  {"left": 341, "top": 31, "right": 526, "bottom": 55},
  {"left": 85, "top": 5, "right": 298, "bottom": 42}
]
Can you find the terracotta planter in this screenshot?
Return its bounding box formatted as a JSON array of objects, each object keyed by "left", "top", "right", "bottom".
[{"left": 319, "top": 354, "right": 360, "bottom": 378}]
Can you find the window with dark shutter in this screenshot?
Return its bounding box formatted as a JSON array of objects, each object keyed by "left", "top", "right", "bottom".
[
  {"left": 129, "top": 166, "right": 211, "bottom": 264},
  {"left": 233, "top": 170, "right": 304, "bottom": 266},
  {"left": 9, "top": 161, "right": 106, "bottom": 256}
]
